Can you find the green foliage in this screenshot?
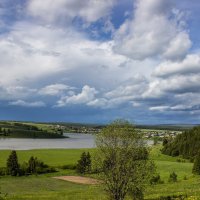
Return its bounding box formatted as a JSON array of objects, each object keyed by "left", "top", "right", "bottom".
[
  {"left": 168, "top": 172, "right": 177, "bottom": 183},
  {"left": 192, "top": 151, "right": 200, "bottom": 175},
  {"left": 0, "top": 168, "right": 7, "bottom": 176},
  {"left": 153, "top": 137, "right": 159, "bottom": 145},
  {"left": 60, "top": 164, "right": 76, "bottom": 170},
  {"left": 76, "top": 152, "right": 91, "bottom": 174},
  {"left": 150, "top": 174, "right": 164, "bottom": 185},
  {"left": 162, "top": 126, "right": 200, "bottom": 159},
  {"left": 0, "top": 122, "right": 65, "bottom": 139},
  {"left": 159, "top": 194, "right": 187, "bottom": 200},
  {"left": 95, "top": 120, "right": 155, "bottom": 200},
  {"left": 6, "top": 151, "right": 20, "bottom": 176},
  {"left": 28, "top": 156, "right": 38, "bottom": 174}
]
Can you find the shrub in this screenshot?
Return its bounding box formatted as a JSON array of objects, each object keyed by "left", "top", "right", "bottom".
[
  {"left": 159, "top": 194, "right": 187, "bottom": 199},
  {"left": 0, "top": 168, "right": 7, "bottom": 176},
  {"left": 150, "top": 174, "right": 164, "bottom": 185},
  {"left": 60, "top": 164, "right": 76, "bottom": 170},
  {"left": 168, "top": 172, "right": 177, "bottom": 182}
]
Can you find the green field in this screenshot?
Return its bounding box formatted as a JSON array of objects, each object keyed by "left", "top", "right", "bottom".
[{"left": 0, "top": 147, "right": 200, "bottom": 200}]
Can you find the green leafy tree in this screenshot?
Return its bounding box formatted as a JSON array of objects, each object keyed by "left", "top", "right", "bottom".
[
  {"left": 6, "top": 150, "right": 20, "bottom": 176},
  {"left": 95, "top": 120, "right": 155, "bottom": 200},
  {"left": 192, "top": 151, "right": 200, "bottom": 175}
]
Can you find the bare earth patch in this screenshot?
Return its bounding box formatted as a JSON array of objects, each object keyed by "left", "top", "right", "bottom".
[{"left": 53, "top": 176, "right": 100, "bottom": 185}]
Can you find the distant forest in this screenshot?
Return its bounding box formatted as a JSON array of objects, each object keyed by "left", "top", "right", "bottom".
[{"left": 162, "top": 126, "right": 200, "bottom": 159}]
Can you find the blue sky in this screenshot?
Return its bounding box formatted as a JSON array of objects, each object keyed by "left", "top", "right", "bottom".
[{"left": 0, "top": 0, "right": 200, "bottom": 124}]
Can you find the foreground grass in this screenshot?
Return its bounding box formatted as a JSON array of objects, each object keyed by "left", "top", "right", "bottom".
[{"left": 0, "top": 147, "right": 200, "bottom": 199}]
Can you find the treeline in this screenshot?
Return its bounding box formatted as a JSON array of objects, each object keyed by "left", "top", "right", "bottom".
[
  {"left": 0, "top": 122, "right": 65, "bottom": 138},
  {"left": 162, "top": 126, "right": 200, "bottom": 159},
  {"left": 0, "top": 151, "right": 56, "bottom": 176}
]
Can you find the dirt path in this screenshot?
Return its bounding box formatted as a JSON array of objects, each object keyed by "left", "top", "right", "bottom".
[{"left": 53, "top": 176, "right": 100, "bottom": 185}]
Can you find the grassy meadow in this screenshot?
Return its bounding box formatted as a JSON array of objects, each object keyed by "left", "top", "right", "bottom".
[{"left": 0, "top": 146, "right": 200, "bottom": 199}]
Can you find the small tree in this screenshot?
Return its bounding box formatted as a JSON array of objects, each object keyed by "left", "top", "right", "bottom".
[
  {"left": 153, "top": 137, "right": 159, "bottom": 145},
  {"left": 95, "top": 120, "right": 155, "bottom": 200},
  {"left": 6, "top": 150, "right": 20, "bottom": 176},
  {"left": 193, "top": 151, "right": 200, "bottom": 175},
  {"left": 85, "top": 152, "right": 91, "bottom": 173},
  {"left": 76, "top": 152, "right": 91, "bottom": 174},
  {"left": 28, "top": 156, "right": 38, "bottom": 174},
  {"left": 168, "top": 172, "right": 177, "bottom": 182},
  {"left": 162, "top": 138, "right": 168, "bottom": 146}
]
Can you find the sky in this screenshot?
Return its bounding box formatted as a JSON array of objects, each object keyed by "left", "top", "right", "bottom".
[{"left": 0, "top": 0, "right": 200, "bottom": 124}]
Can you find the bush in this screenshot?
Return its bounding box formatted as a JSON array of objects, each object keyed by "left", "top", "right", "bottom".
[
  {"left": 168, "top": 172, "right": 177, "bottom": 182},
  {"left": 60, "top": 164, "right": 76, "bottom": 170},
  {"left": 0, "top": 168, "right": 7, "bottom": 176},
  {"left": 176, "top": 158, "right": 186, "bottom": 163},
  {"left": 19, "top": 162, "right": 29, "bottom": 176},
  {"left": 159, "top": 194, "right": 187, "bottom": 199},
  {"left": 35, "top": 166, "right": 57, "bottom": 174},
  {"left": 150, "top": 174, "right": 164, "bottom": 185}
]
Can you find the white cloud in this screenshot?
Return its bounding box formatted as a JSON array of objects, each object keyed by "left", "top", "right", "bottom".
[
  {"left": 154, "top": 54, "right": 200, "bottom": 77},
  {"left": 113, "top": 0, "right": 191, "bottom": 60},
  {"left": 143, "top": 74, "right": 200, "bottom": 99},
  {"left": 39, "top": 84, "right": 74, "bottom": 96},
  {"left": 27, "top": 0, "right": 116, "bottom": 23},
  {"left": 9, "top": 100, "right": 46, "bottom": 107},
  {"left": 87, "top": 76, "right": 148, "bottom": 109},
  {"left": 57, "top": 85, "right": 98, "bottom": 106},
  {"left": 0, "top": 85, "right": 36, "bottom": 100}
]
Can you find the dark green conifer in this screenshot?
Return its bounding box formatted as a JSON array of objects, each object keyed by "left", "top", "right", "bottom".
[{"left": 6, "top": 150, "right": 20, "bottom": 176}]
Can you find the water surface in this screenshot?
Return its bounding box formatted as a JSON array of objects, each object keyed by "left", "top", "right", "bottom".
[{"left": 0, "top": 133, "right": 95, "bottom": 150}]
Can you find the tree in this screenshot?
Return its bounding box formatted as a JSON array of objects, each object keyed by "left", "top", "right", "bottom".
[
  {"left": 193, "top": 151, "right": 200, "bottom": 175},
  {"left": 95, "top": 120, "right": 155, "bottom": 200},
  {"left": 168, "top": 172, "right": 177, "bottom": 182},
  {"left": 76, "top": 152, "right": 92, "bottom": 174},
  {"left": 28, "top": 156, "right": 38, "bottom": 174},
  {"left": 85, "top": 152, "right": 91, "bottom": 172},
  {"left": 6, "top": 150, "right": 20, "bottom": 176}
]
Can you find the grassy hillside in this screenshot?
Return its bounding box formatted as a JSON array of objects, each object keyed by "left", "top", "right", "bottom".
[{"left": 0, "top": 146, "right": 200, "bottom": 199}]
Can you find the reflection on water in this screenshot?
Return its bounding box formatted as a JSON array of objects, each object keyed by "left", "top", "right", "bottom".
[{"left": 0, "top": 133, "right": 96, "bottom": 150}]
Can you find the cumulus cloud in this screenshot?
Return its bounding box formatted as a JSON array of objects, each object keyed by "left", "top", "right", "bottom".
[
  {"left": 57, "top": 85, "right": 98, "bottom": 106},
  {"left": 154, "top": 54, "right": 200, "bottom": 77},
  {"left": 27, "top": 0, "right": 116, "bottom": 23},
  {"left": 9, "top": 100, "right": 46, "bottom": 107},
  {"left": 87, "top": 76, "right": 148, "bottom": 109},
  {"left": 0, "top": 0, "right": 199, "bottom": 123},
  {"left": 113, "top": 0, "right": 191, "bottom": 60},
  {"left": 0, "top": 85, "right": 36, "bottom": 100},
  {"left": 143, "top": 74, "right": 200, "bottom": 99},
  {"left": 0, "top": 21, "right": 128, "bottom": 93},
  {"left": 39, "top": 84, "right": 74, "bottom": 96}
]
